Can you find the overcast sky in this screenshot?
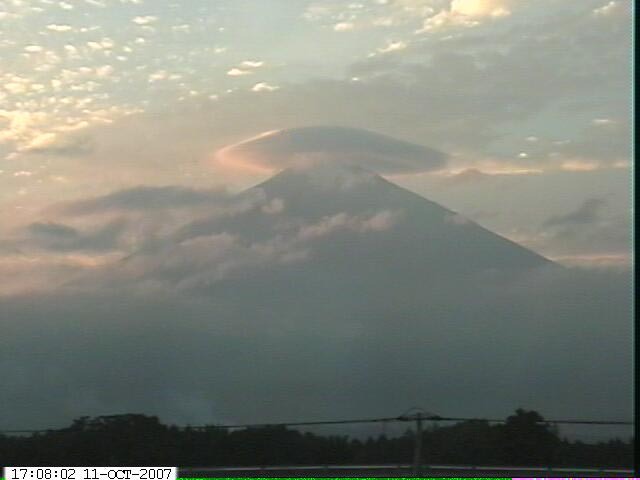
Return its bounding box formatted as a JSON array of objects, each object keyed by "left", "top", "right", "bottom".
[{"left": 0, "top": 0, "right": 633, "bottom": 435}]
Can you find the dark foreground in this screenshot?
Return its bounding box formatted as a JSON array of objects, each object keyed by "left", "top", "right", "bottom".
[
  {"left": 179, "top": 464, "right": 635, "bottom": 478},
  {"left": 2, "top": 411, "right": 633, "bottom": 470}
]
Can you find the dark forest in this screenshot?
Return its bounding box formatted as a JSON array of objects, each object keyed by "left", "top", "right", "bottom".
[{"left": 1, "top": 409, "right": 632, "bottom": 468}]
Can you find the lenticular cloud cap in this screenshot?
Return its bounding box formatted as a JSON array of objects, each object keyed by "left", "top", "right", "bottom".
[{"left": 216, "top": 126, "right": 448, "bottom": 174}]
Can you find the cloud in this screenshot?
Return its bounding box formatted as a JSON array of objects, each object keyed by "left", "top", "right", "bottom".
[
  {"left": 418, "top": 0, "right": 512, "bottom": 32},
  {"left": 22, "top": 133, "right": 94, "bottom": 157},
  {"left": 0, "top": 246, "right": 630, "bottom": 433},
  {"left": 0, "top": 0, "right": 629, "bottom": 196},
  {"left": 132, "top": 15, "right": 158, "bottom": 25},
  {"left": 450, "top": 0, "right": 512, "bottom": 17},
  {"left": 171, "top": 24, "right": 191, "bottom": 33},
  {"left": 544, "top": 198, "right": 606, "bottom": 228},
  {"left": 333, "top": 22, "right": 355, "bottom": 31},
  {"left": 46, "top": 24, "right": 73, "bottom": 32},
  {"left": 440, "top": 168, "right": 494, "bottom": 184},
  {"left": 57, "top": 185, "right": 230, "bottom": 216},
  {"left": 24, "top": 45, "right": 44, "bottom": 53},
  {"left": 215, "top": 126, "right": 448, "bottom": 175},
  {"left": 228, "top": 61, "right": 264, "bottom": 77},
  {"left": 592, "top": 0, "right": 625, "bottom": 17},
  {"left": 532, "top": 197, "right": 629, "bottom": 264},
  {"left": 297, "top": 210, "right": 399, "bottom": 240},
  {"left": 549, "top": 252, "right": 630, "bottom": 270},
  {"left": 554, "top": 118, "right": 630, "bottom": 165},
  {"left": 251, "top": 82, "right": 279, "bottom": 92},
  {"left": 592, "top": 118, "right": 616, "bottom": 126},
  {"left": 345, "top": 7, "right": 627, "bottom": 163},
  {"left": 559, "top": 160, "right": 600, "bottom": 172},
  {"left": 23, "top": 220, "right": 125, "bottom": 252},
  {"left": 376, "top": 40, "right": 408, "bottom": 54},
  {"left": 227, "top": 68, "right": 252, "bottom": 76},
  {"left": 302, "top": 0, "right": 513, "bottom": 33},
  {"left": 239, "top": 60, "right": 264, "bottom": 68}
]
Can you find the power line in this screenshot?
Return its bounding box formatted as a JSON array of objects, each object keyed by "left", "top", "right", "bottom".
[
  {"left": 181, "top": 415, "right": 634, "bottom": 431},
  {"left": 0, "top": 414, "right": 632, "bottom": 435}
]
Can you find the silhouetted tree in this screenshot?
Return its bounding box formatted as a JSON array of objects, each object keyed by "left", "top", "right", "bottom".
[
  {"left": 0, "top": 410, "right": 631, "bottom": 468},
  {"left": 500, "top": 408, "right": 560, "bottom": 465}
]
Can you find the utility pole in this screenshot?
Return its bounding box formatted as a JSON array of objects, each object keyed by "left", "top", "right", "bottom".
[
  {"left": 412, "top": 413, "right": 423, "bottom": 476},
  {"left": 397, "top": 408, "right": 438, "bottom": 477}
]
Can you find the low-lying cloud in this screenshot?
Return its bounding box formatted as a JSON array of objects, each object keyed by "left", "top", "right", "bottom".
[
  {"left": 0, "top": 257, "right": 631, "bottom": 437},
  {"left": 57, "top": 185, "right": 231, "bottom": 216},
  {"left": 25, "top": 220, "right": 126, "bottom": 253},
  {"left": 544, "top": 197, "right": 606, "bottom": 227}
]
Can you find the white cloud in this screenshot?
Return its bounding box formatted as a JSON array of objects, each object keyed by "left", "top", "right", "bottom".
[
  {"left": 297, "top": 210, "right": 398, "bottom": 240},
  {"left": 0, "top": 109, "right": 52, "bottom": 146},
  {"left": 24, "top": 45, "right": 43, "bottom": 53},
  {"left": 261, "top": 198, "right": 285, "bottom": 214},
  {"left": 227, "top": 68, "right": 251, "bottom": 76},
  {"left": 148, "top": 70, "right": 167, "bottom": 82},
  {"left": 360, "top": 209, "right": 399, "bottom": 231},
  {"left": 46, "top": 24, "right": 73, "bottom": 32},
  {"left": 216, "top": 126, "right": 447, "bottom": 175},
  {"left": 95, "top": 65, "right": 114, "bottom": 77},
  {"left": 4, "top": 82, "right": 28, "bottom": 94},
  {"left": 132, "top": 15, "right": 158, "bottom": 25},
  {"left": 302, "top": 4, "right": 333, "bottom": 22},
  {"left": 420, "top": 0, "right": 511, "bottom": 32},
  {"left": 592, "top": 118, "right": 616, "bottom": 126},
  {"left": 251, "top": 82, "right": 279, "bottom": 92},
  {"left": 87, "top": 41, "right": 104, "bottom": 50},
  {"left": 334, "top": 22, "right": 355, "bottom": 31},
  {"left": 377, "top": 40, "right": 408, "bottom": 54},
  {"left": 593, "top": 1, "right": 621, "bottom": 16},
  {"left": 450, "top": 0, "right": 511, "bottom": 18},
  {"left": 239, "top": 60, "right": 264, "bottom": 68},
  {"left": 100, "top": 37, "right": 116, "bottom": 49},
  {"left": 171, "top": 24, "right": 191, "bottom": 33},
  {"left": 22, "top": 132, "right": 58, "bottom": 151},
  {"left": 560, "top": 160, "right": 600, "bottom": 172},
  {"left": 228, "top": 61, "right": 263, "bottom": 78}
]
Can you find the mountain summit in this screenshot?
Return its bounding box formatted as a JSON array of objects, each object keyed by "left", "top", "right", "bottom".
[{"left": 248, "top": 163, "right": 552, "bottom": 277}]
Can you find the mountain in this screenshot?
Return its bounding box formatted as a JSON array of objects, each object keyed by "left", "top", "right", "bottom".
[
  {"left": 251, "top": 163, "right": 552, "bottom": 274},
  {"left": 1, "top": 162, "right": 630, "bottom": 435},
  {"left": 167, "top": 161, "right": 559, "bottom": 337},
  {"left": 180, "top": 162, "right": 554, "bottom": 305}
]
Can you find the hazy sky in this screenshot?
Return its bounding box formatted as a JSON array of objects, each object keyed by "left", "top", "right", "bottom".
[{"left": 0, "top": 0, "right": 632, "bottom": 435}]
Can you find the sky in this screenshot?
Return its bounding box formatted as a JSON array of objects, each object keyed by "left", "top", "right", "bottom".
[
  {"left": 0, "top": 0, "right": 633, "bottom": 436},
  {"left": 0, "top": 0, "right": 632, "bottom": 268}
]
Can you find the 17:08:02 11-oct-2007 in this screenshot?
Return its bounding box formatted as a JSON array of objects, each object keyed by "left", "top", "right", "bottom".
[{"left": 3, "top": 468, "right": 176, "bottom": 480}]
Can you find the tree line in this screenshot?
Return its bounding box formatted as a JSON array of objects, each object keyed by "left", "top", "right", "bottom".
[{"left": 0, "top": 409, "right": 632, "bottom": 467}]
